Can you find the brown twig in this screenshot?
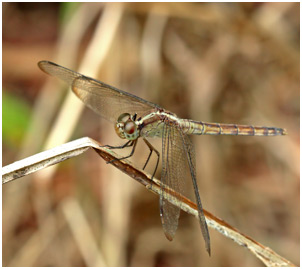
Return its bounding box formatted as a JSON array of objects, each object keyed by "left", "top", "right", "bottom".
[{"left": 2, "top": 137, "right": 296, "bottom": 266}]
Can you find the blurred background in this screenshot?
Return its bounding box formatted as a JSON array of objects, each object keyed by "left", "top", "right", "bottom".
[{"left": 2, "top": 2, "right": 299, "bottom": 266}]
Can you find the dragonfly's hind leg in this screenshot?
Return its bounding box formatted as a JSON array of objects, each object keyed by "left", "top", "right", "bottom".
[{"left": 143, "top": 138, "right": 160, "bottom": 180}]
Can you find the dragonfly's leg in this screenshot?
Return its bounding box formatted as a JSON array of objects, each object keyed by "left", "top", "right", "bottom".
[
  {"left": 142, "top": 138, "right": 160, "bottom": 180},
  {"left": 104, "top": 140, "right": 132, "bottom": 150},
  {"left": 143, "top": 146, "right": 153, "bottom": 170},
  {"left": 107, "top": 139, "right": 138, "bottom": 164}
]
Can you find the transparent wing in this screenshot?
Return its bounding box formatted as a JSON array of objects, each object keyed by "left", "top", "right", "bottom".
[
  {"left": 160, "top": 124, "right": 183, "bottom": 240},
  {"left": 161, "top": 123, "right": 210, "bottom": 254},
  {"left": 180, "top": 129, "right": 211, "bottom": 255},
  {"left": 38, "top": 61, "right": 160, "bottom": 123}
]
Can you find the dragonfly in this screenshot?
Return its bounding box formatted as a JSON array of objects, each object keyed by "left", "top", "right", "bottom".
[{"left": 38, "top": 61, "right": 287, "bottom": 255}]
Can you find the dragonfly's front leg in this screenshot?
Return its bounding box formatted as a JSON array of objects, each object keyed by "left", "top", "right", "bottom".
[
  {"left": 104, "top": 140, "right": 132, "bottom": 150},
  {"left": 106, "top": 139, "right": 138, "bottom": 164},
  {"left": 142, "top": 138, "right": 160, "bottom": 180}
]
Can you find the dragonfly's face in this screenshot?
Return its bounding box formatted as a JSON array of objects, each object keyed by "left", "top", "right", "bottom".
[{"left": 115, "top": 113, "right": 139, "bottom": 141}]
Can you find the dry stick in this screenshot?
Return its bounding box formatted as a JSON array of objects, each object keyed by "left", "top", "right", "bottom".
[{"left": 2, "top": 137, "right": 295, "bottom": 267}]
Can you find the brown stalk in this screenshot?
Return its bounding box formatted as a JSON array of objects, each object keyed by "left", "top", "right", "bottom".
[{"left": 2, "top": 137, "right": 295, "bottom": 267}]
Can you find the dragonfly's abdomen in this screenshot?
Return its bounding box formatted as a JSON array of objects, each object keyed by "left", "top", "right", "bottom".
[{"left": 182, "top": 120, "right": 287, "bottom": 136}]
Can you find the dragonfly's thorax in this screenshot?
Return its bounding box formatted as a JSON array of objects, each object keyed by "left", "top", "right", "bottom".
[
  {"left": 138, "top": 110, "right": 180, "bottom": 138},
  {"left": 115, "top": 113, "right": 140, "bottom": 141}
]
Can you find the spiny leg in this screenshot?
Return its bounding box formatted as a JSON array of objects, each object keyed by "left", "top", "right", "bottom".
[
  {"left": 107, "top": 139, "right": 138, "bottom": 164},
  {"left": 104, "top": 140, "right": 132, "bottom": 150},
  {"left": 104, "top": 140, "right": 133, "bottom": 165},
  {"left": 142, "top": 143, "right": 153, "bottom": 170},
  {"left": 143, "top": 138, "right": 160, "bottom": 180}
]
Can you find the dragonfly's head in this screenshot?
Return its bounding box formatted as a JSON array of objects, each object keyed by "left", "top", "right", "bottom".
[{"left": 115, "top": 113, "right": 139, "bottom": 141}]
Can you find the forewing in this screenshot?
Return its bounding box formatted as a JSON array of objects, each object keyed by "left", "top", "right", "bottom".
[{"left": 38, "top": 61, "right": 159, "bottom": 122}]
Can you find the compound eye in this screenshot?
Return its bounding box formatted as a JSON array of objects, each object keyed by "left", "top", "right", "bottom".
[
  {"left": 117, "top": 113, "right": 131, "bottom": 123},
  {"left": 124, "top": 121, "right": 136, "bottom": 134}
]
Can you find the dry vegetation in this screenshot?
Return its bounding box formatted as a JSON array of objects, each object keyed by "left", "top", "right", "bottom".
[{"left": 2, "top": 2, "right": 299, "bottom": 266}]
